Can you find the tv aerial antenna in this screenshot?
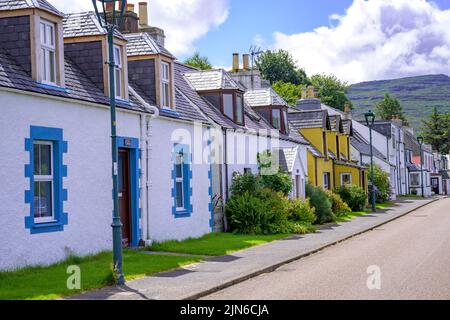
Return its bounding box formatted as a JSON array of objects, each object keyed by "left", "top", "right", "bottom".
[{"left": 249, "top": 46, "right": 264, "bottom": 89}]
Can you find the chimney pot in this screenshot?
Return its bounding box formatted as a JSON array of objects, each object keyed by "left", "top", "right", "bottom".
[
  {"left": 243, "top": 54, "right": 250, "bottom": 70},
  {"left": 139, "top": 1, "right": 149, "bottom": 26},
  {"left": 232, "top": 53, "right": 239, "bottom": 72},
  {"left": 126, "top": 3, "right": 135, "bottom": 12},
  {"left": 307, "top": 85, "right": 316, "bottom": 99}
]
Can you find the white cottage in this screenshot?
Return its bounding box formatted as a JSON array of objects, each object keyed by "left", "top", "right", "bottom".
[{"left": 0, "top": 0, "right": 214, "bottom": 270}]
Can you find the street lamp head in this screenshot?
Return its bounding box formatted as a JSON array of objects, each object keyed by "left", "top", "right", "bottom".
[
  {"left": 92, "top": 0, "right": 127, "bottom": 29},
  {"left": 364, "top": 110, "right": 375, "bottom": 127},
  {"left": 417, "top": 136, "right": 424, "bottom": 145}
]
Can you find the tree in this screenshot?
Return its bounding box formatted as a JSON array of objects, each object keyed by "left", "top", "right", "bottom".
[
  {"left": 256, "top": 49, "right": 309, "bottom": 85},
  {"left": 421, "top": 107, "right": 450, "bottom": 154},
  {"left": 183, "top": 52, "right": 212, "bottom": 70},
  {"left": 375, "top": 93, "right": 406, "bottom": 121},
  {"left": 272, "top": 81, "right": 303, "bottom": 106},
  {"left": 310, "top": 74, "right": 352, "bottom": 111}
]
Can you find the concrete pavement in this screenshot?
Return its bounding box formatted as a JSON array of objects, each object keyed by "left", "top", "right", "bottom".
[
  {"left": 70, "top": 197, "right": 441, "bottom": 300},
  {"left": 204, "top": 197, "right": 450, "bottom": 300}
]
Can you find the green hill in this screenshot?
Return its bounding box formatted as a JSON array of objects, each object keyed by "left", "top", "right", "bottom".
[{"left": 347, "top": 74, "right": 450, "bottom": 131}]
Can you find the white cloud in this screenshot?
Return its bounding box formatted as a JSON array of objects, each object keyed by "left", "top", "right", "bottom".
[
  {"left": 271, "top": 0, "right": 450, "bottom": 83},
  {"left": 48, "top": 0, "right": 229, "bottom": 56}
]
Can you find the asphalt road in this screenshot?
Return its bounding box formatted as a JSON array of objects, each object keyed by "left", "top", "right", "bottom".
[{"left": 203, "top": 198, "right": 450, "bottom": 300}]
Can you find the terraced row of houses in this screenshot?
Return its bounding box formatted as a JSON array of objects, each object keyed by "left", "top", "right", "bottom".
[{"left": 0, "top": 0, "right": 448, "bottom": 270}]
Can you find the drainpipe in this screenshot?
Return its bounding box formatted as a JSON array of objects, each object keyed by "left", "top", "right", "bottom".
[
  {"left": 129, "top": 86, "right": 159, "bottom": 247},
  {"left": 223, "top": 129, "right": 229, "bottom": 201}
]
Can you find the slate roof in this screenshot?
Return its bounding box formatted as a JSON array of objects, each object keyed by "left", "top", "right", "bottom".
[
  {"left": 0, "top": 0, "right": 63, "bottom": 16},
  {"left": 0, "top": 48, "right": 147, "bottom": 112},
  {"left": 329, "top": 115, "right": 343, "bottom": 133},
  {"left": 307, "top": 144, "right": 324, "bottom": 158},
  {"left": 244, "top": 87, "right": 288, "bottom": 107},
  {"left": 372, "top": 122, "right": 392, "bottom": 138},
  {"left": 295, "top": 98, "right": 322, "bottom": 111},
  {"left": 276, "top": 148, "right": 297, "bottom": 173},
  {"left": 63, "top": 11, "right": 125, "bottom": 40},
  {"left": 183, "top": 69, "right": 246, "bottom": 92},
  {"left": 342, "top": 119, "right": 352, "bottom": 135},
  {"left": 351, "top": 127, "right": 387, "bottom": 161},
  {"left": 404, "top": 130, "right": 421, "bottom": 155},
  {"left": 288, "top": 110, "right": 330, "bottom": 130},
  {"left": 124, "top": 33, "right": 174, "bottom": 59}
]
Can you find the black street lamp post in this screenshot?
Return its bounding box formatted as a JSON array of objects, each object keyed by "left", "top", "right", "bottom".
[
  {"left": 417, "top": 136, "right": 425, "bottom": 198},
  {"left": 365, "top": 110, "right": 377, "bottom": 212},
  {"left": 92, "top": 0, "right": 126, "bottom": 285}
]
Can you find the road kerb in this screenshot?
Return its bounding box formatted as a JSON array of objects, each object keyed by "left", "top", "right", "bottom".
[{"left": 185, "top": 198, "right": 441, "bottom": 300}]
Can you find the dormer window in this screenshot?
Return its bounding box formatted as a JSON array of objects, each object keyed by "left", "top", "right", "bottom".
[
  {"left": 113, "top": 45, "right": 123, "bottom": 99},
  {"left": 40, "top": 19, "right": 56, "bottom": 84},
  {"left": 220, "top": 92, "right": 244, "bottom": 125},
  {"left": 161, "top": 61, "right": 171, "bottom": 108}
]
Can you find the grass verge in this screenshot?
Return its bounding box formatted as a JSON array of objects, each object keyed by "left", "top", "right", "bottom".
[
  {"left": 336, "top": 201, "right": 396, "bottom": 222},
  {"left": 149, "top": 233, "right": 291, "bottom": 256},
  {"left": 0, "top": 250, "right": 202, "bottom": 300}
]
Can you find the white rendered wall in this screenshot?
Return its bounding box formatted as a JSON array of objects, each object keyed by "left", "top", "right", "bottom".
[
  {"left": 0, "top": 90, "right": 140, "bottom": 270},
  {"left": 146, "top": 118, "right": 212, "bottom": 242}
]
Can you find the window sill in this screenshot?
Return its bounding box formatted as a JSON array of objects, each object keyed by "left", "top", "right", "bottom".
[
  {"left": 25, "top": 217, "right": 66, "bottom": 234},
  {"left": 37, "top": 82, "right": 69, "bottom": 93},
  {"left": 174, "top": 209, "right": 192, "bottom": 219}
]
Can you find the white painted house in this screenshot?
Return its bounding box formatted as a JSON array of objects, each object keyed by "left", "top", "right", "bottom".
[{"left": 0, "top": 0, "right": 215, "bottom": 270}]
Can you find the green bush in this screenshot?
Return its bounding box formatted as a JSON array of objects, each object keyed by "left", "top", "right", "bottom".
[
  {"left": 259, "top": 171, "right": 292, "bottom": 196},
  {"left": 255, "top": 189, "right": 290, "bottom": 224},
  {"left": 288, "top": 198, "right": 316, "bottom": 225},
  {"left": 306, "top": 183, "right": 335, "bottom": 224},
  {"left": 230, "top": 172, "right": 259, "bottom": 197},
  {"left": 372, "top": 165, "right": 391, "bottom": 203},
  {"left": 335, "top": 185, "right": 368, "bottom": 212},
  {"left": 324, "top": 190, "right": 352, "bottom": 217},
  {"left": 225, "top": 192, "right": 269, "bottom": 234}
]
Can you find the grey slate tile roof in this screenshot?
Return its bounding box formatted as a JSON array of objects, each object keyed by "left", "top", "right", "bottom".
[
  {"left": 288, "top": 110, "right": 329, "bottom": 130},
  {"left": 342, "top": 119, "right": 352, "bottom": 135},
  {"left": 307, "top": 144, "right": 324, "bottom": 158},
  {"left": 372, "top": 122, "right": 392, "bottom": 138},
  {"left": 244, "top": 88, "right": 288, "bottom": 107},
  {"left": 0, "top": 48, "right": 147, "bottom": 112},
  {"left": 295, "top": 98, "right": 322, "bottom": 111},
  {"left": 125, "top": 32, "right": 174, "bottom": 59},
  {"left": 0, "top": 0, "right": 63, "bottom": 16},
  {"left": 183, "top": 69, "right": 245, "bottom": 92},
  {"left": 63, "top": 11, "right": 125, "bottom": 40},
  {"left": 276, "top": 148, "right": 297, "bottom": 173},
  {"left": 329, "top": 115, "right": 343, "bottom": 133},
  {"left": 351, "top": 127, "right": 387, "bottom": 161}
]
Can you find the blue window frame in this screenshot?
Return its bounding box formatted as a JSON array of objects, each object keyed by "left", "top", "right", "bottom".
[
  {"left": 172, "top": 144, "right": 192, "bottom": 218},
  {"left": 25, "top": 126, "right": 68, "bottom": 234}
]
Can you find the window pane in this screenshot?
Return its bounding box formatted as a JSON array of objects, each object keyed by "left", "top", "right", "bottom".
[
  {"left": 40, "top": 23, "right": 45, "bottom": 44},
  {"left": 46, "top": 24, "right": 54, "bottom": 46},
  {"left": 272, "top": 109, "right": 281, "bottom": 129},
  {"left": 34, "top": 181, "right": 52, "bottom": 218},
  {"left": 41, "top": 48, "right": 46, "bottom": 79},
  {"left": 236, "top": 96, "right": 243, "bottom": 123},
  {"left": 164, "top": 83, "right": 170, "bottom": 107},
  {"left": 176, "top": 182, "right": 184, "bottom": 208},
  {"left": 34, "top": 144, "right": 41, "bottom": 175},
  {"left": 49, "top": 50, "right": 55, "bottom": 82},
  {"left": 283, "top": 110, "right": 288, "bottom": 133},
  {"left": 34, "top": 143, "right": 51, "bottom": 175},
  {"left": 223, "top": 94, "right": 234, "bottom": 119},
  {"left": 115, "top": 68, "right": 121, "bottom": 96}
]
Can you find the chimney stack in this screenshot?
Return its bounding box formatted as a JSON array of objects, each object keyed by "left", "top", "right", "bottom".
[
  {"left": 108, "top": 1, "right": 139, "bottom": 33},
  {"left": 243, "top": 54, "right": 250, "bottom": 70},
  {"left": 139, "top": 1, "right": 149, "bottom": 27},
  {"left": 343, "top": 102, "right": 352, "bottom": 120},
  {"left": 232, "top": 53, "right": 239, "bottom": 72}
]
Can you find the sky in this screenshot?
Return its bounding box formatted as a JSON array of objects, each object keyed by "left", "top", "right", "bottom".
[{"left": 49, "top": 0, "right": 450, "bottom": 84}]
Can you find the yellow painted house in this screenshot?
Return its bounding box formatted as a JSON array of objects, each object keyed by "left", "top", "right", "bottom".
[{"left": 289, "top": 97, "right": 368, "bottom": 192}]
